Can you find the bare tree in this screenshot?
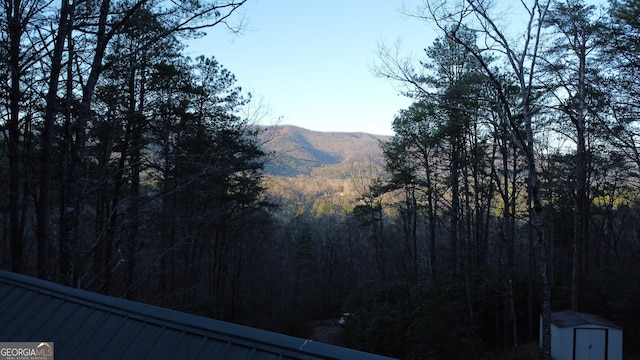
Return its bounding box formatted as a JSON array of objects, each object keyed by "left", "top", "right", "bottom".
[
  {"left": 541, "top": 0, "right": 605, "bottom": 312},
  {"left": 1, "top": 0, "right": 54, "bottom": 277},
  {"left": 405, "top": 0, "right": 553, "bottom": 357},
  {"left": 37, "top": 0, "right": 248, "bottom": 286}
]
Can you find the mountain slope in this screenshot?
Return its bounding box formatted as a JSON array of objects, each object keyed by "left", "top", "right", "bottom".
[{"left": 258, "top": 125, "right": 390, "bottom": 177}]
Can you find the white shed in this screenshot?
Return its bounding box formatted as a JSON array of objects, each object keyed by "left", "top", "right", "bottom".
[{"left": 540, "top": 310, "right": 623, "bottom": 360}]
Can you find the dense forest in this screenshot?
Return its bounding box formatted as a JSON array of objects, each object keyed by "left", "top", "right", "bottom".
[{"left": 2, "top": 0, "right": 640, "bottom": 359}]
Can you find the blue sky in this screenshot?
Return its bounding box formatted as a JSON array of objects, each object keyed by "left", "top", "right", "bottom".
[{"left": 187, "top": 0, "right": 435, "bottom": 135}]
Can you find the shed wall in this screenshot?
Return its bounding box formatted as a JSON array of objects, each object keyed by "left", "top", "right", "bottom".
[
  {"left": 550, "top": 324, "right": 573, "bottom": 360},
  {"left": 607, "top": 329, "right": 623, "bottom": 360}
]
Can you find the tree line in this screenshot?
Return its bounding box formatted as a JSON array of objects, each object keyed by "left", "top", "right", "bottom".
[
  {"left": 2, "top": 0, "right": 640, "bottom": 359},
  {"left": 0, "top": 0, "right": 276, "bottom": 319},
  {"left": 344, "top": 0, "right": 640, "bottom": 358}
]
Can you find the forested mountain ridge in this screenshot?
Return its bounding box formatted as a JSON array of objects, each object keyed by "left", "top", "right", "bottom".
[{"left": 257, "top": 125, "right": 390, "bottom": 177}]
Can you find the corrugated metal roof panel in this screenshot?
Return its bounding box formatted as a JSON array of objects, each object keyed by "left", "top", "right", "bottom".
[
  {"left": 550, "top": 310, "right": 622, "bottom": 329},
  {"left": 0, "top": 270, "right": 396, "bottom": 360}
]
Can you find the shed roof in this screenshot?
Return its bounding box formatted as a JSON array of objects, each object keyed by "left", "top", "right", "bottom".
[
  {"left": 0, "top": 270, "right": 395, "bottom": 360},
  {"left": 550, "top": 310, "right": 622, "bottom": 330}
]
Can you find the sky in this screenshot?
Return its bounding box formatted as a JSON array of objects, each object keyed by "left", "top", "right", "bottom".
[{"left": 187, "top": 0, "right": 436, "bottom": 135}]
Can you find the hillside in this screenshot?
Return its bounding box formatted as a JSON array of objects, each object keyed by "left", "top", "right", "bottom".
[{"left": 258, "top": 125, "right": 391, "bottom": 178}]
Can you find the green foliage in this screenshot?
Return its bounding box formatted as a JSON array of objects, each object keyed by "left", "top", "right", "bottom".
[
  {"left": 580, "top": 266, "right": 640, "bottom": 356},
  {"left": 344, "top": 280, "right": 490, "bottom": 359},
  {"left": 609, "top": 0, "right": 640, "bottom": 49}
]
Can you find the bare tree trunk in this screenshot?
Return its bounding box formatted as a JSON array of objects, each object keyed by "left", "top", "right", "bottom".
[
  {"left": 125, "top": 59, "right": 145, "bottom": 299},
  {"left": 571, "top": 37, "right": 589, "bottom": 313},
  {"left": 6, "top": 0, "right": 24, "bottom": 274},
  {"left": 40, "top": 0, "right": 73, "bottom": 283},
  {"left": 449, "top": 140, "right": 460, "bottom": 274},
  {"left": 424, "top": 155, "right": 437, "bottom": 277}
]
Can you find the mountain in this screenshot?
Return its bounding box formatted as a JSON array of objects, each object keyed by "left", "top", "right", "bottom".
[{"left": 257, "top": 125, "right": 391, "bottom": 178}]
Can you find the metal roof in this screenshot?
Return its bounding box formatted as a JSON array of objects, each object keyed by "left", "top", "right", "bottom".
[
  {"left": 0, "top": 270, "right": 395, "bottom": 360},
  {"left": 550, "top": 310, "right": 622, "bottom": 330}
]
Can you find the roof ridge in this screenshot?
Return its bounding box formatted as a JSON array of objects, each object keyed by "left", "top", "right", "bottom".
[{"left": 0, "top": 270, "right": 397, "bottom": 359}]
